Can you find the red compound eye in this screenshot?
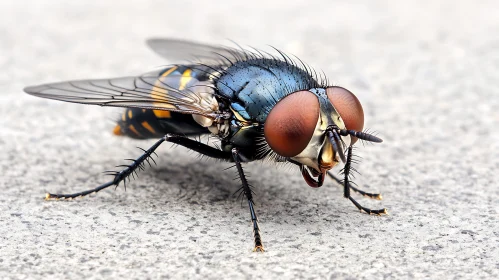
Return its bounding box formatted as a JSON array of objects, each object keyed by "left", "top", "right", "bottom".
[
  {"left": 264, "top": 90, "right": 319, "bottom": 157},
  {"left": 326, "top": 86, "right": 364, "bottom": 144}
]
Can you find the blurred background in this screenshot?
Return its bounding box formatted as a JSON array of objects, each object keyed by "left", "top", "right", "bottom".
[{"left": 1, "top": 0, "right": 498, "bottom": 279}]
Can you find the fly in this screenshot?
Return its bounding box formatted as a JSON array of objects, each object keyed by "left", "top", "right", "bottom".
[{"left": 24, "top": 38, "right": 386, "bottom": 252}]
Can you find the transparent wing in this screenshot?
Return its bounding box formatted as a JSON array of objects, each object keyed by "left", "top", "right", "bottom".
[
  {"left": 146, "top": 38, "right": 247, "bottom": 64},
  {"left": 24, "top": 68, "right": 219, "bottom": 118}
]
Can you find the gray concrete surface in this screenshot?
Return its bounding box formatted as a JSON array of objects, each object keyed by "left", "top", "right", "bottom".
[{"left": 1, "top": 0, "right": 498, "bottom": 279}]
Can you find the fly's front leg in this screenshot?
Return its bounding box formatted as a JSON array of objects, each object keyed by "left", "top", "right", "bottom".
[
  {"left": 231, "top": 148, "right": 264, "bottom": 252},
  {"left": 339, "top": 146, "right": 387, "bottom": 215},
  {"left": 46, "top": 134, "right": 232, "bottom": 199},
  {"left": 327, "top": 172, "right": 383, "bottom": 200}
]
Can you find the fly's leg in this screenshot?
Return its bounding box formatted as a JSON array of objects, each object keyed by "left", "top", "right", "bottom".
[
  {"left": 339, "top": 146, "right": 387, "bottom": 215},
  {"left": 46, "top": 135, "right": 167, "bottom": 199},
  {"left": 46, "top": 134, "right": 231, "bottom": 199},
  {"left": 327, "top": 172, "right": 383, "bottom": 200},
  {"left": 232, "top": 148, "right": 264, "bottom": 252}
]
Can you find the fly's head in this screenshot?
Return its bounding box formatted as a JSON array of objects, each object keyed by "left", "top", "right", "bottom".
[{"left": 264, "top": 87, "right": 382, "bottom": 187}]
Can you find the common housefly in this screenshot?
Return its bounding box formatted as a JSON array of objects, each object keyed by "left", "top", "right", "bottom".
[{"left": 24, "top": 38, "right": 386, "bottom": 251}]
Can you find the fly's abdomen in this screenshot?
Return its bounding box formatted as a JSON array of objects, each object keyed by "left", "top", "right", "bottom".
[
  {"left": 114, "top": 108, "right": 164, "bottom": 139},
  {"left": 113, "top": 65, "right": 213, "bottom": 139},
  {"left": 113, "top": 108, "right": 208, "bottom": 139}
]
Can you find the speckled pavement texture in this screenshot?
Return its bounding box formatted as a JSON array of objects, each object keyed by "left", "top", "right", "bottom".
[{"left": 1, "top": 1, "right": 498, "bottom": 279}]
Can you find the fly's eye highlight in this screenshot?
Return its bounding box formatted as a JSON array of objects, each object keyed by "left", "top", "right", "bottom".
[
  {"left": 264, "top": 90, "right": 319, "bottom": 157},
  {"left": 326, "top": 86, "right": 365, "bottom": 144}
]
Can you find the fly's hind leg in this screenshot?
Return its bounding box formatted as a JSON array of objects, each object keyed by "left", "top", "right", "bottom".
[
  {"left": 45, "top": 134, "right": 263, "bottom": 251},
  {"left": 46, "top": 134, "right": 232, "bottom": 199}
]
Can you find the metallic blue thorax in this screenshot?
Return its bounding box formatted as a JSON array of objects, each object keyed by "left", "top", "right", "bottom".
[
  {"left": 216, "top": 59, "right": 316, "bottom": 123},
  {"left": 215, "top": 59, "right": 317, "bottom": 158}
]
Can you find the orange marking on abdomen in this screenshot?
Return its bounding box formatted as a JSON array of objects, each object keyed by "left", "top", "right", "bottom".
[
  {"left": 179, "top": 69, "right": 193, "bottom": 90},
  {"left": 113, "top": 124, "right": 123, "bottom": 135},
  {"left": 149, "top": 66, "right": 179, "bottom": 112},
  {"left": 153, "top": 110, "right": 171, "bottom": 118},
  {"left": 152, "top": 66, "right": 178, "bottom": 95},
  {"left": 141, "top": 121, "right": 156, "bottom": 134},
  {"left": 128, "top": 124, "right": 142, "bottom": 137},
  {"left": 127, "top": 110, "right": 133, "bottom": 119}
]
